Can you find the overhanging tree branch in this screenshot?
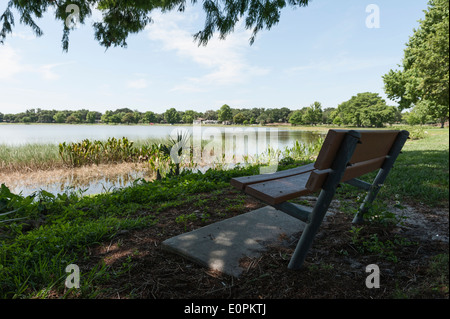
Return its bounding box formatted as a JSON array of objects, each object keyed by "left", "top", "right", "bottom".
[{"left": 0, "top": 0, "right": 311, "bottom": 51}]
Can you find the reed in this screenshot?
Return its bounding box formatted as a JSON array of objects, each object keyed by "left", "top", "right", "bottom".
[{"left": 0, "top": 143, "right": 62, "bottom": 172}]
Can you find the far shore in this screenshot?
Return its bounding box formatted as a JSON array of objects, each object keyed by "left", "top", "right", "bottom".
[{"left": 1, "top": 121, "right": 431, "bottom": 131}]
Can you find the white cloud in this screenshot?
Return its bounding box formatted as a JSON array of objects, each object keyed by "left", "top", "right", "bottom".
[
  {"left": 146, "top": 9, "right": 269, "bottom": 92},
  {"left": 0, "top": 44, "right": 74, "bottom": 81},
  {"left": 127, "top": 78, "right": 148, "bottom": 89},
  {"left": 37, "top": 62, "right": 73, "bottom": 80},
  {"left": 285, "top": 54, "right": 398, "bottom": 74},
  {"left": 0, "top": 44, "right": 24, "bottom": 80}
]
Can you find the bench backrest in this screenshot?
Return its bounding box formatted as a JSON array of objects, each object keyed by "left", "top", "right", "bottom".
[{"left": 306, "top": 130, "right": 407, "bottom": 192}]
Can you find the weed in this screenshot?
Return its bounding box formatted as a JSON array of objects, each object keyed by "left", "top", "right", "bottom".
[
  {"left": 283, "top": 137, "right": 324, "bottom": 162},
  {"left": 349, "top": 229, "right": 416, "bottom": 263},
  {"left": 58, "top": 137, "right": 150, "bottom": 167},
  {"left": 349, "top": 226, "right": 363, "bottom": 245},
  {"left": 175, "top": 213, "right": 198, "bottom": 231},
  {"left": 427, "top": 254, "right": 449, "bottom": 294},
  {"left": 361, "top": 199, "right": 408, "bottom": 226}
]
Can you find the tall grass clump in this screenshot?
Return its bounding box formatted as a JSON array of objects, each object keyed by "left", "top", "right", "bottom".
[{"left": 0, "top": 143, "right": 61, "bottom": 171}]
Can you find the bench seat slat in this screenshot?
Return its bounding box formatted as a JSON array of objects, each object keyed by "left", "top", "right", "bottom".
[
  {"left": 244, "top": 172, "right": 314, "bottom": 205},
  {"left": 230, "top": 163, "right": 316, "bottom": 190},
  {"left": 243, "top": 156, "right": 387, "bottom": 205}
]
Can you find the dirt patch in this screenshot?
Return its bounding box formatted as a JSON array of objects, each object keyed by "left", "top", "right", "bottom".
[{"left": 71, "top": 189, "right": 448, "bottom": 299}]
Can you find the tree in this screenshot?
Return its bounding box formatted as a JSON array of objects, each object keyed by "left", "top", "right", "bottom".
[
  {"left": 111, "top": 114, "right": 122, "bottom": 123},
  {"left": 233, "top": 112, "right": 246, "bottom": 124},
  {"left": 65, "top": 114, "right": 81, "bottom": 124},
  {"left": 101, "top": 110, "right": 122, "bottom": 124},
  {"left": 256, "top": 112, "right": 269, "bottom": 125},
  {"left": 322, "top": 108, "right": 336, "bottom": 124},
  {"left": 53, "top": 111, "right": 67, "bottom": 123},
  {"left": 404, "top": 101, "right": 434, "bottom": 125},
  {"left": 121, "top": 112, "right": 136, "bottom": 124},
  {"left": 37, "top": 110, "right": 56, "bottom": 123},
  {"left": 114, "top": 108, "right": 134, "bottom": 115},
  {"left": 302, "top": 102, "right": 323, "bottom": 125},
  {"left": 0, "top": 1, "right": 311, "bottom": 52},
  {"left": 133, "top": 111, "right": 142, "bottom": 123},
  {"left": 383, "top": 0, "right": 449, "bottom": 127},
  {"left": 22, "top": 116, "right": 31, "bottom": 123},
  {"left": 72, "top": 111, "right": 85, "bottom": 123},
  {"left": 24, "top": 109, "right": 38, "bottom": 122},
  {"left": 333, "top": 93, "right": 397, "bottom": 128},
  {"left": 143, "top": 111, "right": 157, "bottom": 123},
  {"left": 86, "top": 111, "right": 99, "bottom": 124},
  {"left": 182, "top": 110, "right": 200, "bottom": 124},
  {"left": 164, "top": 108, "right": 180, "bottom": 124},
  {"left": 203, "top": 110, "right": 218, "bottom": 121},
  {"left": 288, "top": 110, "right": 304, "bottom": 126},
  {"left": 101, "top": 111, "right": 111, "bottom": 124},
  {"left": 218, "top": 104, "right": 233, "bottom": 122},
  {"left": 262, "top": 109, "right": 275, "bottom": 123},
  {"left": 278, "top": 107, "right": 292, "bottom": 123},
  {"left": 3, "top": 114, "right": 15, "bottom": 123}
]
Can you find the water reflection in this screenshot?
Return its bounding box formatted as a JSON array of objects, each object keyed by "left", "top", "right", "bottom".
[
  {"left": 0, "top": 124, "right": 321, "bottom": 147},
  {"left": 6, "top": 167, "right": 154, "bottom": 197}
]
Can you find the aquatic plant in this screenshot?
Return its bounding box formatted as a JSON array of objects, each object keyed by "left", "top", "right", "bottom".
[{"left": 58, "top": 137, "right": 151, "bottom": 167}]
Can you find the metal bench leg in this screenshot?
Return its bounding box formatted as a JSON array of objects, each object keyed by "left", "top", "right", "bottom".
[
  {"left": 288, "top": 130, "right": 362, "bottom": 269},
  {"left": 352, "top": 130, "right": 409, "bottom": 224},
  {"left": 352, "top": 175, "right": 384, "bottom": 224},
  {"left": 288, "top": 189, "right": 334, "bottom": 269}
]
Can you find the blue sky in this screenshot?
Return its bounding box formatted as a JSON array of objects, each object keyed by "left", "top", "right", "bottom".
[{"left": 0, "top": 0, "right": 429, "bottom": 115}]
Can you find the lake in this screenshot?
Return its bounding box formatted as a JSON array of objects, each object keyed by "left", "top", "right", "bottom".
[
  {"left": 0, "top": 123, "right": 321, "bottom": 147},
  {"left": 0, "top": 124, "right": 325, "bottom": 196}
]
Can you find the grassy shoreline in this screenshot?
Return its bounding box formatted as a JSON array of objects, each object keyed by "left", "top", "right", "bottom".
[
  {"left": 0, "top": 124, "right": 442, "bottom": 170},
  {"left": 0, "top": 127, "right": 448, "bottom": 298}
]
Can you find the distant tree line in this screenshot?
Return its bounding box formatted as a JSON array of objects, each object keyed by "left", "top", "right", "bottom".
[{"left": 0, "top": 92, "right": 445, "bottom": 127}]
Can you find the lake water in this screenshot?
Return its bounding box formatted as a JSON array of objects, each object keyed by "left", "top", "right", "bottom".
[
  {"left": 0, "top": 124, "right": 325, "bottom": 196},
  {"left": 0, "top": 124, "right": 321, "bottom": 147}
]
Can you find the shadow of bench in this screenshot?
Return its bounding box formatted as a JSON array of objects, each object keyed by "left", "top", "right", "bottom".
[{"left": 231, "top": 129, "right": 409, "bottom": 269}]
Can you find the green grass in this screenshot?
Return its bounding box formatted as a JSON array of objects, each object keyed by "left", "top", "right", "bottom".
[
  {"left": 337, "top": 128, "right": 449, "bottom": 207},
  {"left": 0, "top": 165, "right": 263, "bottom": 298},
  {"left": 385, "top": 128, "right": 449, "bottom": 205},
  {"left": 0, "top": 126, "right": 448, "bottom": 298}
]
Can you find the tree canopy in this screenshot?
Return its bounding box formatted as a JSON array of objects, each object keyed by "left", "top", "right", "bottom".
[
  {"left": 0, "top": 0, "right": 310, "bottom": 51},
  {"left": 288, "top": 102, "right": 323, "bottom": 126},
  {"left": 331, "top": 93, "right": 398, "bottom": 128},
  {"left": 4, "top": 96, "right": 446, "bottom": 126},
  {"left": 383, "top": 0, "right": 449, "bottom": 127},
  {"left": 217, "top": 104, "right": 233, "bottom": 122}
]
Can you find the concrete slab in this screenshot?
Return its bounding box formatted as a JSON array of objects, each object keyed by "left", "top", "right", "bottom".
[{"left": 161, "top": 206, "right": 307, "bottom": 277}]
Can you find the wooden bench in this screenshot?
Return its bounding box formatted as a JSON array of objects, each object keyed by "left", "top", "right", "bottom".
[{"left": 231, "top": 129, "right": 409, "bottom": 269}]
